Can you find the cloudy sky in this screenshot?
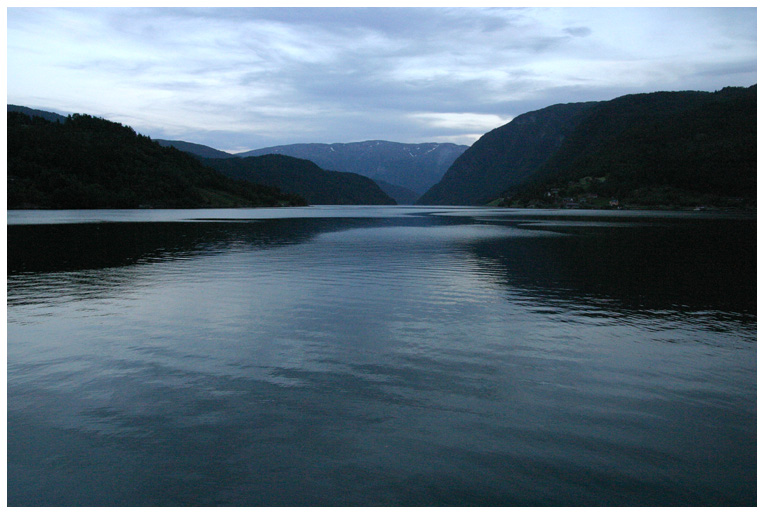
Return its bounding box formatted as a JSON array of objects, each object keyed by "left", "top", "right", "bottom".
[{"left": 7, "top": 6, "right": 757, "bottom": 152}]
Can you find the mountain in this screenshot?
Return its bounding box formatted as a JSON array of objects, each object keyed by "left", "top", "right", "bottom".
[
  {"left": 374, "top": 180, "right": 420, "bottom": 205},
  {"left": 8, "top": 110, "right": 306, "bottom": 209},
  {"left": 418, "top": 86, "right": 756, "bottom": 208},
  {"left": 203, "top": 154, "right": 396, "bottom": 205},
  {"left": 237, "top": 141, "right": 468, "bottom": 197},
  {"left": 417, "top": 102, "right": 595, "bottom": 205},
  {"left": 8, "top": 104, "right": 67, "bottom": 124},
  {"left": 155, "top": 139, "right": 235, "bottom": 159},
  {"left": 511, "top": 86, "right": 756, "bottom": 208}
]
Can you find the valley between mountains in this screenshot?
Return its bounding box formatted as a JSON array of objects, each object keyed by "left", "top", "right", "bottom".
[{"left": 8, "top": 85, "right": 755, "bottom": 210}]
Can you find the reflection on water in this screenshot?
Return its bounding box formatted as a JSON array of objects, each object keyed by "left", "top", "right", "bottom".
[{"left": 7, "top": 207, "right": 756, "bottom": 506}]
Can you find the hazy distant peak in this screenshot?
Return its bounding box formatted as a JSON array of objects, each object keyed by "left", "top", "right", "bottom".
[{"left": 235, "top": 140, "right": 468, "bottom": 198}]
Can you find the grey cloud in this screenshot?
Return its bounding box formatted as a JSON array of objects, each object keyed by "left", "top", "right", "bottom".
[
  {"left": 523, "top": 35, "right": 571, "bottom": 53},
  {"left": 273, "top": 52, "right": 522, "bottom": 116},
  {"left": 146, "top": 7, "right": 464, "bottom": 39},
  {"left": 564, "top": 26, "right": 592, "bottom": 37},
  {"left": 692, "top": 60, "right": 757, "bottom": 78},
  {"left": 479, "top": 16, "right": 510, "bottom": 33},
  {"left": 8, "top": 7, "right": 758, "bottom": 150}
]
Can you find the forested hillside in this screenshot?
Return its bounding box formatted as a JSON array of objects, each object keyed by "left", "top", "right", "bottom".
[
  {"left": 204, "top": 154, "right": 396, "bottom": 205},
  {"left": 418, "top": 86, "right": 756, "bottom": 209},
  {"left": 8, "top": 104, "right": 67, "bottom": 124},
  {"left": 10, "top": 84, "right": 754, "bottom": 211},
  {"left": 417, "top": 102, "right": 595, "bottom": 205},
  {"left": 8, "top": 111, "right": 306, "bottom": 209},
  {"left": 511, "top": 86, "right": 756, "bottom": 208}
]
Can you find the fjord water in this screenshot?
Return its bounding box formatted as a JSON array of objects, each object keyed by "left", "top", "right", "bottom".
[{"left": 7, "top": 206, "right": 755, "bottom": 506}]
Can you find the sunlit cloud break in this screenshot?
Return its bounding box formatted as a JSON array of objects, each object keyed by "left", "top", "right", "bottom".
[{"left": 410, "top": 112, "right": 513, "bottom": 136}]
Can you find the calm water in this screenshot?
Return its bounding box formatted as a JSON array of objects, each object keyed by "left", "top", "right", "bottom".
[{"left": 7, "top": 206, "right": 756, "bottom": 506}]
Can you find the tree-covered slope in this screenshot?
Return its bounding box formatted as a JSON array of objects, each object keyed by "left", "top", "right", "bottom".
[
  {"left": 418, "top": 86, "right": 755, "bottom": 208},
  {"left": 8, "top": 104, "right": 67, "bottom": 124},
  {"left": 512, "top": 86, "right": 756, "bottom": 207},
  {"left": 416, "top": 102, "right": 595, "bottom": 205},
  {"left": 8, "top": 111, "right": 306, "bottom": 209},
  {"left": 203, "top": 154, "right": 397, "bottom": 205}
]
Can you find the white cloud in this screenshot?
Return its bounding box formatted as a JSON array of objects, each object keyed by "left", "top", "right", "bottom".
[{"left": 410, "top": 112, "right": 513, "bottom": 133}]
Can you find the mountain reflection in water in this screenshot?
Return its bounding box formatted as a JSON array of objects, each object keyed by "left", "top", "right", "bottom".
[{"left": 7, "top": 207, "right": 756, "bottom": 506}]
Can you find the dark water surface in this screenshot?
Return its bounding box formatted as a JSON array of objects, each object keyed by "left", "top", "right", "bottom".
[{"left": 7, "top": 206, "right": 756, "bottom": 506}]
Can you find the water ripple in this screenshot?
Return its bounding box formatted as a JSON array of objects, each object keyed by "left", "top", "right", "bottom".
[{"left": 7, "top": 208, "right": 756, "bottom": 506}]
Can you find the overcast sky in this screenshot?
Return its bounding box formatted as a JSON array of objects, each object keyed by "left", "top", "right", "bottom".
[{"left": 7, "top": 7, "right": 757, "bottom": 152}]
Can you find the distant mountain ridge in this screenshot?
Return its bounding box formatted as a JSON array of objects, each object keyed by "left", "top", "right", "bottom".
[
  {"left": 418, "top": 86, "right": 756, "bottom": 208},
  {"left": 155, "top": 139, "right": 466, "bottom": 204},
  {"left": 155, "top": 139, "right": 234, "bottom": 159},
  {"left": 155, "top": 139, "right": 399, "bottom": 205},
  {"left": 10, "top": 84, "right": 755, "bottom": 211},
  {"left": 238, "top": 141, "right": 468, "bottom": 198}
]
